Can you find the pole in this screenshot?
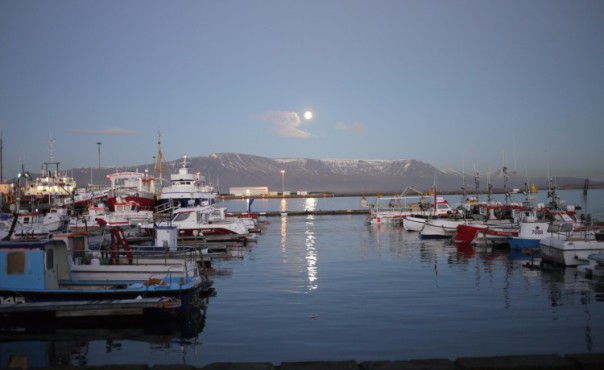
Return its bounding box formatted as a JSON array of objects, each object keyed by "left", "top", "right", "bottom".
[{"left": 96, "top": 142, "right": 102, "bottom": 185}]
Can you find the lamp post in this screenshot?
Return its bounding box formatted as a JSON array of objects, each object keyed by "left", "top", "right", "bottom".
[
  {"left": 280, "top": 169, "right": 285, "bottom": 196},
  {"left": 96, "top": 142, "right": 102, "bottom": 185}
]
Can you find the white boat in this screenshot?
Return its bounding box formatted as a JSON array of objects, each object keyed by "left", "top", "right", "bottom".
[
  {"left": 111, "top": 199, "right": 154, "bottom": 225},
  {"left": 577, "top": 250, "right": 604, "bottom": 278},
  {"left": 0, "top": 208, "right": 70, "bottom": 240},
  {"left": 419, "top": 217, "right": 465, "bottom": 239},
  {"left": 142, "top": 205, "right": 254, "bottom": 241},
  {"left": 158, "top": 155, "right": 217, "bottom": 208},
  {"left": 214, "top": 207, "right": 261, "bottom": 234},
  {"left": 540, "top": 223, "right": 604, "bottom": 266},
  {"left": 402, "top": 215, "right": 428, "bottom": 232},
  {"left": 20, "top": 139, "right": 77, "bottom": 207},
  {"left": 69, "top": 203, "right": 131, "bottom": 232}
]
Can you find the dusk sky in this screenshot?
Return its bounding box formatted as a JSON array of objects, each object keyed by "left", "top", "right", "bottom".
[{"left": 1, "top": 1, "right": 603, "bottom": 181}]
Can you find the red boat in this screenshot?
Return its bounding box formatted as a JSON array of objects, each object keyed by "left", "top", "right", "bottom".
[{"left": 106, "top": 171, "right": 157, "bottom": 211}]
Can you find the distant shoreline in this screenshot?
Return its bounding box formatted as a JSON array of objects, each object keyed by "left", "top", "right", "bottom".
[{"left": 219, "top": 183, "right": 603, "bottom": 200}]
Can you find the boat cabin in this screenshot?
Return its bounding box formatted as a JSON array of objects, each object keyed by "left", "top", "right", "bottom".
[{"left": 1, "top": 239, "right": 71, "bottom": 293}]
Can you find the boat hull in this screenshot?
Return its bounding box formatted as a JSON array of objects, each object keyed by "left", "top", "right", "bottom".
[
  {"left": 419, "top": 218, "right": 463, "bottom": 239},
  {"left": 540, "top": 237, "right": 604, "bottom": 266},
  {"left": 471, "top": 227, "right": 518, "bottom": 247},
  {"left": 402, "top": 216, "right": 427, "bottom": 231},
  {"left": 453, "top": 223, "right": 486, "bottom": 243},
  {"left": 108, "top": 195, "right": 155, "bottom": 212},
  {"left": 508, "top": 238, "right": 540, "bottom": 249}
]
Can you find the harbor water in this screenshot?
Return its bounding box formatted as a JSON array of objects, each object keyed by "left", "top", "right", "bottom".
[{"left": 2, "top": 189, "right": 604, "bottom": 367}]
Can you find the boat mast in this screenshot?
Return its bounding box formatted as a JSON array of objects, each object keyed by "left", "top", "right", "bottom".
[
  {"left": 502, "top": 152, "right": 511, "bottom": 204},
  {"left": 155, "top": 131, "right": 163, "bottom": 195},
  {"left": 545, "top": 150, "right": 560, "bottom": 210},
  {"left": 460, "top": 158, "right": 467, "bottom": 205},
  {"left": 473, "top": 163, "right": 480, "bottom": 204}
]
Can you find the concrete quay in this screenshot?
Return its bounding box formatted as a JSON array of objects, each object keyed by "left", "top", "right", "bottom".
[
  {"left": 30, "top": 353, "right": 604, "bottom": 370},
  {"left": 230, "top": 209, "right": 369, "bottom": 218}
]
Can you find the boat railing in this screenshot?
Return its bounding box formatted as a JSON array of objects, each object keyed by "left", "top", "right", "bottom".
[{"left": 154, "top": 200, "right": 180, "bottom": 215}]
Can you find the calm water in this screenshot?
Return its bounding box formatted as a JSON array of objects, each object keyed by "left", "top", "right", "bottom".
[{"left": 2, "top": 189, "right": 604, "bottom": 367}]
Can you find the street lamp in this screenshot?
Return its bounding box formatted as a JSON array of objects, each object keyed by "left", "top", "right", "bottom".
[
  {"left": 96, "top": 142, "right": 102, "bottom": 185},
  {"left": 96, "top": 142, "right": 102, "bottom": 169},
  {"left": 280, "top": 170, "right": 285, "bottom": 196}
]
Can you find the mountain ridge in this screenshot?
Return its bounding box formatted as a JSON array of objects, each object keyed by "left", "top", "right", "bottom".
[{"left": 58, "top": 153, "right": 600, "bottom": 194}]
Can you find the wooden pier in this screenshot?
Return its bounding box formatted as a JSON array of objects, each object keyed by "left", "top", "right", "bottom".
[{"left": 0, "top": 297, "right": 181, "bottom": 318}]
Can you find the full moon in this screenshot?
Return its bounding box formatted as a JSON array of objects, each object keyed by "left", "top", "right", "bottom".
[{"left": 304, "top": 111, "right": 313, "bottom": 120}]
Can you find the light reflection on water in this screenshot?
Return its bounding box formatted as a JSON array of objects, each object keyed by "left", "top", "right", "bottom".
[{"left": 4, "top": 191, "right": 603, "bottom": 367}]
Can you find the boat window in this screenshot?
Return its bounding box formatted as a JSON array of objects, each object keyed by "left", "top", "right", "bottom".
[
  {"left": 6, "top": 252, "right": 26, "bottom": 274},
  {"left": 437, "top": 204, "right": 449, "bottom": 210},
  {"left": 73, "top": 238, "right": 86, "bottom": 258},
  {"left": 46, "top": 248, "right": 54, "bottom": 270},
  {"left": 173, "top": 212, "right": 191, "bottom": 222}
]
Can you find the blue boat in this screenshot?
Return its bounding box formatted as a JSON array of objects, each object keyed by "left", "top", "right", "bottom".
[
  {"left": 508, "top": 237, "right": 540, "bottom": 249},
  {"left": 0, "top": 238, "right": 205, "bottom": 317}
]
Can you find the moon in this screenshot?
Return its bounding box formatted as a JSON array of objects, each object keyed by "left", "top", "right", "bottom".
[{"left": 304, "top": 111, "right": 313, "bottom": 120}]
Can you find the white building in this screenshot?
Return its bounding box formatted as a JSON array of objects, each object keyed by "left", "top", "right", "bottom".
[{"left": 229, "top": 186, "right": 269, "bottom": 196}]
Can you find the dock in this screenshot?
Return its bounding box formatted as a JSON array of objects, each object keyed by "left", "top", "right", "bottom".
[{"left": 0, "top": 297, "right": 181, "bottom": 318}]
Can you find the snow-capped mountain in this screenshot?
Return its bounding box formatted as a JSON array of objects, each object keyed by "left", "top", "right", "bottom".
[{"left": 65, "top": 153, "right": 593, "bottom": 194}]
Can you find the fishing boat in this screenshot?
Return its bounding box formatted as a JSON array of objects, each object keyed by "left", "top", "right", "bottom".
[
  {"left": 56, "top": 227, "right": 210, "bottom": 285},
  {"left": 142, "top": 205, "right": 254, "bottom": 242},
  {"left": 508, "top": 218, "right": 550, "bottom": 249},
  {"left": 68, "top": 203, "right": 131, "bottom": 232},
  {"left": 0, "top": 208, "right": 70, "bottom": 240},
  {"left": 540, "top": 223, "right": 604, "bottom": 266},
  {"left": 0, "top": 238, "right": 205, "bottom": 317},
  {"left": 471, "top": 225, "right": 519, "bottom": 247},
  {"left": 20, "top": 138, "right": 77, "bottom": 208},
  {"left": 453, "top": 203, "right": 523, "bottom": 243},
  {"left": 157, "top": 155, "right": 217, "bottom": 209},
  {"left": 419, "top": 216, "right": 465, "bottom": 239},
  {"left": 111, "top": 199, "right": 154, "bottom": 226},
  {"left": 401, "top": 215, "right": 429, "bottom": 232},
  {"left": 106, "top": 170, "right": 156, "bottom": 212}
]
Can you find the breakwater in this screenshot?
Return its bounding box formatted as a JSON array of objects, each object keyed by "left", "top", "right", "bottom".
[{"left": 230, "top": 209, "right": 368, "bottom": 218}]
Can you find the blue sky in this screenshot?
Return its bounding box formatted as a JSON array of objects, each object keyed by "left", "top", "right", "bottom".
[{"left": 1, "top": 0, "right": 603, "bottom": 181}]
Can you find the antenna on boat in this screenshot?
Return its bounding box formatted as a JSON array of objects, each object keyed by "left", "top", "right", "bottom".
[
  {"left": 582, "top": 178, "right": 589, "bottom": 214},
  {"left": 472, "top": 162, "right": 480, "bottom": 205},
  {"left": 461, "top": 157, "right": 467, "bottom": 201},
  {"left": 502, "top": 153, "right": 511, "bottom": 204},
  {"left": 486, "top": 173, "right": 493, "bottom": 204},
  {"left": 155, "top": 130, "right": 163, "bottom": 194},
  {"left": 545, "top": 150, "right": 560, "bottom": 210}
]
